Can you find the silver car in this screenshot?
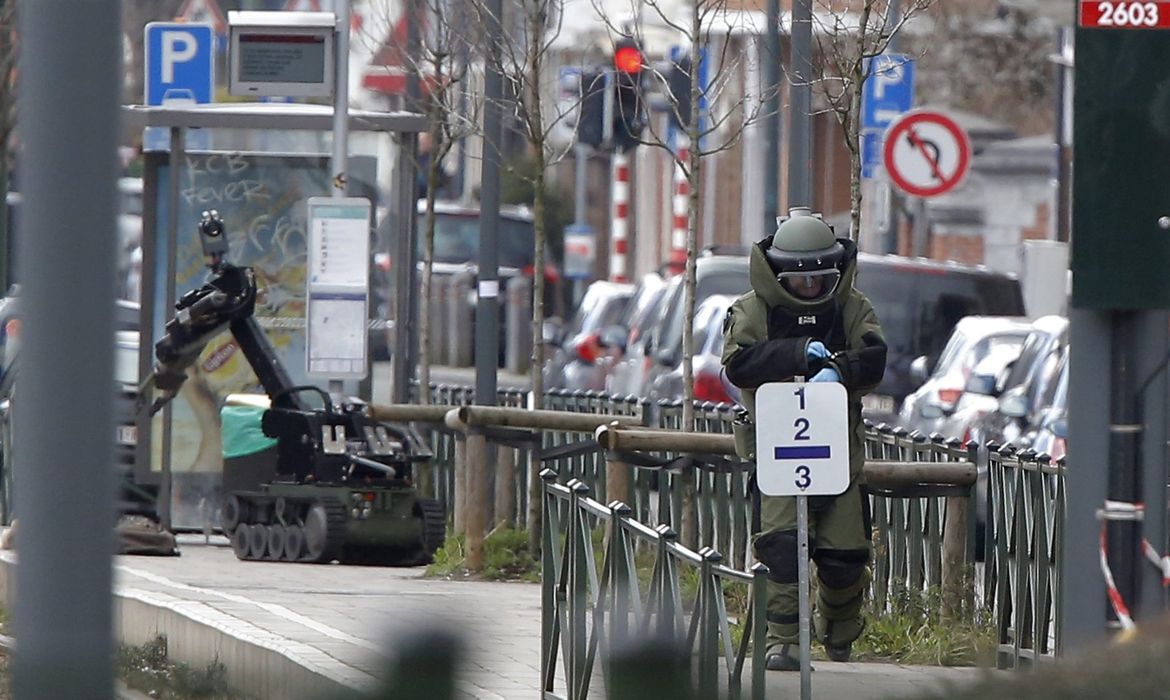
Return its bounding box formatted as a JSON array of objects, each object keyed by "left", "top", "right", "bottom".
[
  {"left": 898, "top": 316, "right": 1030, "bottom": 436},
  {"left": 543, "top": 280, "right": 634, "bottom": 392}
]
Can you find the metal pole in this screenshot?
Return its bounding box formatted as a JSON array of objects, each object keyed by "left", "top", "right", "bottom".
[
  {"left": 1136, "top": 310, "right": 1169, "bottom": 617},
  {"left": 1108, "top": 312, "right": 1140, "bottom": 615},
  {"left": 1061, "top": 308, "right": 1112, "bottom": 652},
  {"left": 392, "top": 135, "right": 419, "bottom": 404},
  {"left": 573, "top": 144, "right": 589, "bottom": 306},
  {"left": 328, "top": 0, "right": 352, "bottom": 397},
  {"left": 787, "top": 0, "right": 813, "bottom": 208},
  {"left": 14, "top": 0, "right": 119, "bottom": 696},
  {"left": 332, "top": 0, "right": 350, "bottom": 197},
  {"left": 797, "top": 494, "right": 812, "bottom": 699},
  {"left": 160, "top": 127, "right": 185, "bottom": 532},
  {"left": 1054, "top": 27, "right": 1073, "bottom": 244},
  {"left": 574, "top": 143, "right": 587, "bottom": 226},
  {"left": 477, "top": 0, "right": 502, "bottom": 406},
  {"left": 465, "top": 0, "right": 504, "bottom": 572},
  {"left": 763, "top": 0, "right": 781, "bottom": 233}
]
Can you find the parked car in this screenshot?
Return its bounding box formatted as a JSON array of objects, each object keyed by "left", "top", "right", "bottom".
[
  {"left": 1029, "top": 348, "right": 1069, "bottom": 461},
  {"left": 644, "top": 294, "right": 742, "bottom": 406},
  {"left": 543, "top": 280, "right": 635, "bottom": 391},
  {"left": 967, "top": 315, "right": 1069, "bottom": 449},
  {"left": 897, "top": 316, "right": 1030, "bottom": 435},
  {"left": 855, "top": 253, "right": 1027, "bottom": 426},
  {"left": 936, "top": 343, "right": 1025, "bottom": 444},
  {"left": 601, "top": 273, "right": 670, "bottom": 397},
  {"left": 641, "top": 255, "right": 753, "bottom": 405},
  {"left": 382, "top": 201, "right": 563, "bottom": 365}
]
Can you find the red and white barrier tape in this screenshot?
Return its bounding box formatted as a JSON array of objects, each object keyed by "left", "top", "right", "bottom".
[{"left": 1098, "top": 500, "right": 1170, "bottom": 630}]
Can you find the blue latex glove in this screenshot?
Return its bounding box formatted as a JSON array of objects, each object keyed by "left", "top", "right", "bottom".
[
  {"left": 810, "top": 366, "right": 841, "bottom": 383},
  {"left": 806, "top": 340, "right": 830, "bottom": 361}
]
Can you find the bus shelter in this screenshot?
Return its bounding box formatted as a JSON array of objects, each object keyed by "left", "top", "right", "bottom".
[{"left": 122, "top": 102, "right": 425, "bottom": 531}]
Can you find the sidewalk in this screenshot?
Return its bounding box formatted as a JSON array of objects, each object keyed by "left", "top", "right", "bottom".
[{"left": 0, "top": 534, "right": 991, "bottom": 699}]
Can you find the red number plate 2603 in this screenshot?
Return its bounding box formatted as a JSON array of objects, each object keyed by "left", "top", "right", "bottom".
[{"left": 1080, "top": 0, "right": 1170, "bottom": 27}]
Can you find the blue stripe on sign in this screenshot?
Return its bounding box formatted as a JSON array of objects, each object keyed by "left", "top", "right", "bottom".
[{"left": 774, "top": 446, "right": 831, "bottom": 460}]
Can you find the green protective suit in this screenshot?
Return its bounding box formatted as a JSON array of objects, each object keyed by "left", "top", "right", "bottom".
[{"left": 721, "top": 236, "right": 887, "bottom": 652}]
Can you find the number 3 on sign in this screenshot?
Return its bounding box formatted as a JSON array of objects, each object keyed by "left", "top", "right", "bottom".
[{"left": 755, "top": 382, "right": 850, "bottom": 497}]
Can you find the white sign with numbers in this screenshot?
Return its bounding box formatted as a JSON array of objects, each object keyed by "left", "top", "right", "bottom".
[{"left": 755, "top": 382, "right": 850, "bottom": 496}]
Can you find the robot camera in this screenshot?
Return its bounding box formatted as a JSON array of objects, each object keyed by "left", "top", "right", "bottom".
[{"left": 198, "top": 209, "right": 230, "bottom": 260}]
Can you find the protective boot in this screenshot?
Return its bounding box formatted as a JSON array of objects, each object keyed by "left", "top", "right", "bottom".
[
  {"left": 765, "top": 644, "right": 813, "bottom": 672},
  {"left": 813, "top": 554, "right": 870, "bottom": 661}
]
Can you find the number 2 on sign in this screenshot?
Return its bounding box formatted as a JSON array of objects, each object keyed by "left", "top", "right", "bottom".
[{"left": 793, "top": 387, "right": 812, "bottom": 490}]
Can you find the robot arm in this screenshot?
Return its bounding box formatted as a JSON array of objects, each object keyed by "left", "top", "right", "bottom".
[{"left": 141, "top": 210, "right": 302, "bottom": 415}]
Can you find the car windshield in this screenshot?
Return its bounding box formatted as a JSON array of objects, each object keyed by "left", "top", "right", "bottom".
[
  {"left": 417, "top": 213, "right": 535, "bottom": 269},
  {"left": 568, "top": 284, "right": 632, "bottom": 335}
]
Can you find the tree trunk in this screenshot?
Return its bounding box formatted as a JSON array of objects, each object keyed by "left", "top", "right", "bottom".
[{"left": 526, "top": 28, "right": 549, "bottom": 553}]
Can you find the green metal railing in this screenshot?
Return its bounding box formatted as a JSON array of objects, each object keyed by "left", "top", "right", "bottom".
[
  {"left": 402, "top": 385, "right": 1063, "bottom": 686},
  {"left": 863, "top": 427, "right": 979, "bottom": 612},
  {"left": 986, "top": 445, "right": 1065, "bottom": 669},
  {"left": 540, "top": 470, "right": 768, "bottom": 700}
]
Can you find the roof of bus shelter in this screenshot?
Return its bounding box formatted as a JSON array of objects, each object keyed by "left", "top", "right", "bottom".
[{"left": 122, "top": 102, "right": 426, "bottom": 134}]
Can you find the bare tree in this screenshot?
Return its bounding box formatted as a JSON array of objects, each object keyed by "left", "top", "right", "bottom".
[
  {"left": 593, "top": 0, "right": 774, "bottom": 430},
  {"left": 469, "top": 0, "right": 581, "bottom": 552},
  {"left": 810, "top": 0, "right": 933, "bottom": 242},
  {"left": 911, "top": 5, "right": 1054, "bottom": 137}
]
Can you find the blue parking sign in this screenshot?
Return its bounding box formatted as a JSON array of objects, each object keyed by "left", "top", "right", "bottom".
[
  {"left": 145, "top": 23, "right": 214, "bottom": 106},
  {"left": 144, "top": 23, "right": 214, "bottom": 151},
  {"left": 861, "top": 54, "right": 914, "bottom": 131}
]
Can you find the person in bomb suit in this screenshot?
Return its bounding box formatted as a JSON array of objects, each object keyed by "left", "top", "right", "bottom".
[{"left": 721, "top": 211, "right": 887, "bottom": 670}]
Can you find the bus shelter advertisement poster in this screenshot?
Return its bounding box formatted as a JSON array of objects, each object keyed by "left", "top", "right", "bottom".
[{"left": 147, "top": 151, "right": 378, "bottom": 529}]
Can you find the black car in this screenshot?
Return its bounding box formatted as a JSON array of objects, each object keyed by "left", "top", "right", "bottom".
[{"left": 854, "top": 254, "right": 1026, "bottom": 426}]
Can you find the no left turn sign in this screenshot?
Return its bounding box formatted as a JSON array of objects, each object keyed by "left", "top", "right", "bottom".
[{"left": 883, "top": 110, "right": 971, "bottom": 198}]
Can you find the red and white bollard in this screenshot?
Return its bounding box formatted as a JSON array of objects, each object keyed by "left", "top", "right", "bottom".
[
  {"left": 669, "top": 137, "right": 690, "bottom": 276},
  {"left": 610, "top": 151, "right": 630, "bottom": 283}
]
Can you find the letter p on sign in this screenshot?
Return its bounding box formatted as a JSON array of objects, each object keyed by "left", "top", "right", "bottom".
[{"left": 162, "top": 32, "right": 198, "bottom": 83}]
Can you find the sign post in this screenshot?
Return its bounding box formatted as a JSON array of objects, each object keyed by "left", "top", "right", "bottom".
[
  {"left": 756, "top": 381, "right": 850, "bottom": 700},
  {"left": 860, "top": 54, "right": 915, "bottom": 179},
  {"left": 143, "top": 22, "right": 215, "bottom": 151},
  {"left": 883, "top": 109, "right": 971, "bottom": 198}
]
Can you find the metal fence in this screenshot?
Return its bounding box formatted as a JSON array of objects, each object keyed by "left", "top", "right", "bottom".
[
  {"left": 404, "top": 385, "right": 1065, "bottom": 691},
  {"left": 985, "top": 444, "right": 1065, "bottom": 669}
]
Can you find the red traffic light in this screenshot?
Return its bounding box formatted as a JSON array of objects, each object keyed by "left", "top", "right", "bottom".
[{"left": 614, "top": 43, "right": 643, "bottom": 74}]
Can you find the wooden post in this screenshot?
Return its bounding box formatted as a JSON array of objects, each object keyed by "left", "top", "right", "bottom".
[
  {"left": 598, "top": 422, "right": 631, "bottom": 507},
  {"left": 496, "top": 444, "right": 516, "bottom": 529},
  {"left": 453, "top": 433, "right": 468, "bottom": 536},
  {"left": 465, "top": 432, "right": 488, "bottom": 571},
  {"left": 942, "top": 494, "right": 971, "bottom": 618}
]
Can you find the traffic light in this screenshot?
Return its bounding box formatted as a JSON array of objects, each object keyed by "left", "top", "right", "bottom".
[
  {"left": 666, "top": 56, "right": 694, "bottom": 131},
  {"left": 611, "top": 38, "right": 646, "bottom": 151},
  {"left": 576, "top": 70, "right": 607, "bottom": 148}
]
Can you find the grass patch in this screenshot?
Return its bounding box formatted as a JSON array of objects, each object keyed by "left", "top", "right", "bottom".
[
  {"left": 425, "top": 528, "right": 539, "bottom": 582},
  {"left": 853, "top": 583, "right": 996, "bottom": 666},
  {"left": 117, "top": 636, "right": 245, "bottom": 699}
]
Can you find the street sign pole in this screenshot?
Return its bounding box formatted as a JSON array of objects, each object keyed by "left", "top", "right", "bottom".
[
  {"left": 797, "top": 493, "right": 812, "bottom": 697},
  {"left": 756, "top": 381, "right": 850, "bottom": 700},
  {"left": 328, "top": 1, "right": 351, "bottom": 397}
]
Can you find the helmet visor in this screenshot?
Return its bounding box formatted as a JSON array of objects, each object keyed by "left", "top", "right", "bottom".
[{"left": 777, "top": 268, "right": 841, "bottom": 301}]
